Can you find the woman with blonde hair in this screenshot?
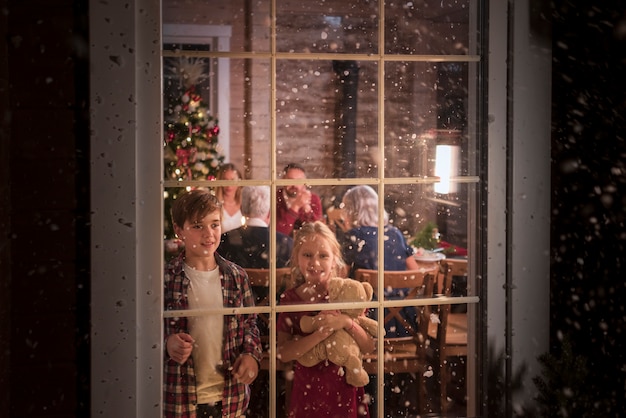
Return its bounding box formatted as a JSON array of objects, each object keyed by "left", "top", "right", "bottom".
[{"left": 215, "top": 163, "right": 244, "bottom": 233}]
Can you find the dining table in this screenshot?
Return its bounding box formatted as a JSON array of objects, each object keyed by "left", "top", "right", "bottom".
[{"left": 413, "top": 243, "right": 468, "bottom": 295}]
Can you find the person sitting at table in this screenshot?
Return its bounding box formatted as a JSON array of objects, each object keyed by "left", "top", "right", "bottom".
[
  {"left": 215, "top": 163, "right": 244, "bottom": 233},
  {"left": 341, "top": 184, "right": 419, "bottom": 278},
  {"left": 220, "top": 185, "right": 293, "bottom": 269},
  {"left": 276, "top": 162, "right": 323, "bottom": 236}
]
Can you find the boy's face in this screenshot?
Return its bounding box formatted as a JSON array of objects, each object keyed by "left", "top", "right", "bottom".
[{"left": 174, "top": 209, "right": 222, "bottom": 261}]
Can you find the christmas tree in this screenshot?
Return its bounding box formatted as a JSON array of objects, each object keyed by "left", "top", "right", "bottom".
[
  {"left": 164, "top": 57, "right": 224, "bottom": 182},
  {"left": 163, "top": 58, "right": 225, "bottom": 248}
]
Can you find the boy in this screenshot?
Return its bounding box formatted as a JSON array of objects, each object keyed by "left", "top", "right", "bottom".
[{"left": 164, "top": 188, "right": 262, "bottom": 417}]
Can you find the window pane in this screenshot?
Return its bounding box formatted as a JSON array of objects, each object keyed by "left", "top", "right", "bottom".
[
  {"left": 384, "top": 0, "right": 472, "bottom": 55},
  {"left": 384, "top": 61, "right": 476, "bottom": 178},
  {"left": 276, "top": 1, "right": 379, "bottom": 54},
  {"left": 230, "top": 58, "right": 272, "bottom": 180},
  {"left": 276, "top": 59, "right": 379, "bottom": 179},
  {"left": 163, "top": 0, "right": 270, "bottom": 53}
]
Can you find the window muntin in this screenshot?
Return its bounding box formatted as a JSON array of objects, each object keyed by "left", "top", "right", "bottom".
[{"left": 162, "top": 0, "right": 481, "bottom": 416}]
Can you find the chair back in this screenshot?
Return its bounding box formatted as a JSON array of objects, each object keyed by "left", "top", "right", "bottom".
[
  {"left": 245, "top": 267, "right": 293, "bottom": 295},
  {"left": 432, "top": 259, "right": 469, "bottom": 415},
  {"left": 355, "top": 268, "right": 438, "bottom": 337},
  {"left": 355, "top": 268, "right": 439, "bottom": 415},
  {"left": 354, "top": 268, "right": 438, "bottom": 359},
  {"left": 438, "top": 258, "right": 468, "bottom": 295}
]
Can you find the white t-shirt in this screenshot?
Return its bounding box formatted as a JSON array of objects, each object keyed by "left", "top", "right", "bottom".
[{"left": 185, "top": 264, "right": 224, "bottom": 405}]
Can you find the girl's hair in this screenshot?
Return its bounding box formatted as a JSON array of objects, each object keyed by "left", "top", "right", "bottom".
[
  {"left": 342, "top": 185, "right": 389, "bottom": 227},
  {"left": 171, "top": 188, "right": 222, "bottom": 229},
  {"left": 214, "top": 163, "right": 244, "bottom": 204},
  {"left": 290, "top": 221, "right": 346, "bottom": 286}
]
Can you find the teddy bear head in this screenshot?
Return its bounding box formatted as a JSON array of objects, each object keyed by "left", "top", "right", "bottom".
[{"left": 327, "top": 277, "right": 374, "bottom": 318}]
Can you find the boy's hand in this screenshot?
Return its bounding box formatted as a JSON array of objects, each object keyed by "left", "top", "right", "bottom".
[
  {"left": 166, "top": 333, "right": 194, "bottom": 364},
  {"left": 232, "top": 354, "right": 259, "bottom": 385}
]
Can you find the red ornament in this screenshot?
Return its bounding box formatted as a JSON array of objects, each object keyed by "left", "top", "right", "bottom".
[{"left": 176, "top": 149, "right": 191, "bottom": 166}]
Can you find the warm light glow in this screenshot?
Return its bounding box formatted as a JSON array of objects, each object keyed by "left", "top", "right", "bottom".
[{"left": 434, "top": 144, "right": 460, "bottom": 194}]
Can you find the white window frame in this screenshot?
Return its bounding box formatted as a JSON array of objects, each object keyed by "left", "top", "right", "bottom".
[{"left": 89, "top": 0, "right": 550, "bottom": 416}]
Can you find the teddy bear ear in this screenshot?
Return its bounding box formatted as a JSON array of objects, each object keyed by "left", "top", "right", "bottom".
[{"left": 362, "top": 281, "right": 374, "bottom": 301}]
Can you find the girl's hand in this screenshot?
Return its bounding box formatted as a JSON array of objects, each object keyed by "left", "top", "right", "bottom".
[{"left": 314, "top": 310, "right": 351, "bottom": 333}]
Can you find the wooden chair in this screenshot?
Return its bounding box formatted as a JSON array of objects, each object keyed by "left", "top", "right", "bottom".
[
  {"left": 428, "top": 259, "right": 468, "bottom": 414},
  {"left": 354, "top": 267, "right": 440, "bottom": 415}
]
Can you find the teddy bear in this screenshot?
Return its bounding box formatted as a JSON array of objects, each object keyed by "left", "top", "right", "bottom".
[{"left": 298, "top": 277, "right": 383, "bottom": 387}]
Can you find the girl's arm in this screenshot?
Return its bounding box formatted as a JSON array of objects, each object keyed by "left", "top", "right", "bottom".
[
  {"left": 303, "top": 310, "right": 377, "bottom": 355},
  {"left": 340, "top": 313, "right": 376, "bottom": 354},
  {"left": 278, "top": 310, "right": 338, "bottom": 362},
  {"left": 277, "top": 327, "right": 332, "bottom": 363}
]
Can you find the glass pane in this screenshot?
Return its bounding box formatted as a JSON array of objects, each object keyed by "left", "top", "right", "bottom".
[
  {"left": 230, "top": 58, "right": 272, "bottom": 180},
  {"left": 385, "top": 0, "right": 472, "bottom": 55},
  {"left": 384, "top": 61, "right": 474, "bottom": 178},
  {"left": 385, "top": 183, "right": 471, "bottom": 256},
  {"left": 277, "top": 1, "right": 379, "bottom": 54},
  {"left": 276, "top": 60, "right": 379, "bottom": 179},
  {"left": 163, "top": 0, "right": 270, "bottom": 53},
  {"left": 163, "top": 56, "right": 271, "bottom": 182}
]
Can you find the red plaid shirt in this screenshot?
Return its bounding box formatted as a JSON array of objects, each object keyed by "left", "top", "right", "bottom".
[{"left": 163, "top": 252, "right": 262, "bottom": 417}]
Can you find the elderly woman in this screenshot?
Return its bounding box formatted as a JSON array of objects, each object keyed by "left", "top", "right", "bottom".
[{"left": 340, "top": 185, "right": 419, "bottom": 277}]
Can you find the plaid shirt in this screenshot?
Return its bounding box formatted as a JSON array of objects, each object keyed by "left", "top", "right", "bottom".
[{"left": 163, "top": 252, "right": 263, "bottom": 417}]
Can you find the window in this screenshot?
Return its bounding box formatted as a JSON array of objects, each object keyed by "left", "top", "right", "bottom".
[
  {"left": 90, "top": 0, "right": 552, "bottom": 416},
  {"left": 162, "top": 1, "right": 482, "bottom": 416}
]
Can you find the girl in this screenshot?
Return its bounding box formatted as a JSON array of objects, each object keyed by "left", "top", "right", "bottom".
[{"left": 277, "top": 221, "right": 374, "bottom": 417}]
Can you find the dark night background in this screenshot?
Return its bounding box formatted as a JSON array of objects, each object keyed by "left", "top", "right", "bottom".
[
  {"left": 550, "top": 2, "right": 626, "bottom": 416},
  {"left": 1, "top": 1, "right": 625, "bottom": 416}
]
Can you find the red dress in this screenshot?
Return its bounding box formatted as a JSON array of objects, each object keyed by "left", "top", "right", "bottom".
[{"left": 277, "top": 288, "right": 370, "bottom": 418}]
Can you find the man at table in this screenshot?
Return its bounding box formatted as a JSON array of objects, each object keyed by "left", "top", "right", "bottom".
[
  {"left": 276, "top": 162, "right": 323, "bottom": 236},
  {"left": 220, "top": 185, "right": 293, "bottom": 268}
]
